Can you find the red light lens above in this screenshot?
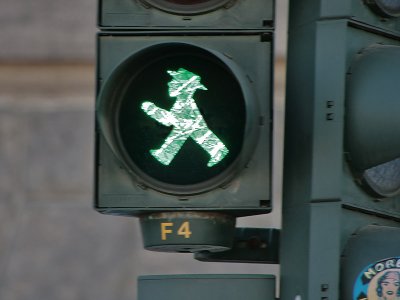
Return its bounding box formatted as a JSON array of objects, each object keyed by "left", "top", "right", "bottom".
[{"left": 141, "top": 0, "right": 233, "bottom": 15}]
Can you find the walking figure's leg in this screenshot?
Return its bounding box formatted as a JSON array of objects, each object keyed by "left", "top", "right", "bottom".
[
  {"left": 150, "top": 129, "right": 189, "bottom": 165},
  {"left": 192, "top": 127, "right": 229, "bottom": 167}
]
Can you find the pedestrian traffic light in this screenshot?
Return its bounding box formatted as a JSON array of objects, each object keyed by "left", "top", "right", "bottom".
[
  {"left": 95, "top": 0, "right": 274, "bottom": 252},
  {"left": 281, "top": 0, "right": 400, "bottom": 299},
  {"left": 97, "top": 43, "right": 256, "bottom": 195}
]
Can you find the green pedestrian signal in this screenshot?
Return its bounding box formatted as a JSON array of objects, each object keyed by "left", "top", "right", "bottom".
[
  {"left": 95, "top": 0, "right": 274, "bottom": 252},
  {"left": 96, "top": 41, "right": 271, "bottom": 204},
  {"left": 141, "top": 68, "right": 229, "bottom": 168}
]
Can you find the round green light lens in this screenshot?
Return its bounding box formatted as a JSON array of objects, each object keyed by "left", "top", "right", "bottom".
[{"left": 118, "top": 48, "right": 245, "bottom": 186}]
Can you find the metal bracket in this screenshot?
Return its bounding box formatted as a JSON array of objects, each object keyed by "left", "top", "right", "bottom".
[{"left": 194, "top": 227, "right": 280, "bottom": 264}]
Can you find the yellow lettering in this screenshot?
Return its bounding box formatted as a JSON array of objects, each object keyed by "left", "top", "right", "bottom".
[
  {"left": 161, "top": 222, "right": 173, "bottom": 240},
  {"left": 177, "top": 221, "right": 192, "bottom": 239}
]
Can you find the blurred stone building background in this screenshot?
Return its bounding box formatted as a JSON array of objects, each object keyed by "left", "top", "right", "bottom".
[{"left": 0, "top": 0, "right": 287, "bottom": 299}]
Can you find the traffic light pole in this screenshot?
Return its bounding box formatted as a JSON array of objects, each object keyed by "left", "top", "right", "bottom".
[{"left": 281, "top": 9, "right": 345, "bottom": 299}]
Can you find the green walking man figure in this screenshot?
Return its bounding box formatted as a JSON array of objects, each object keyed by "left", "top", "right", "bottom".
[{"left": 141, "top": 68, "right": 229, "bottom": 167}]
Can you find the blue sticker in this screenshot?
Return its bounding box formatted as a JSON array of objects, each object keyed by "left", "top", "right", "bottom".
[{"left": 353, "top": 257, "right": 400, "bottom": 300}]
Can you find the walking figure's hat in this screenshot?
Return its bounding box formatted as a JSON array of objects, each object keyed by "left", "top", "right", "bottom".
[{"left": 167, "top": 68, "right": 207, "bottom": 97}]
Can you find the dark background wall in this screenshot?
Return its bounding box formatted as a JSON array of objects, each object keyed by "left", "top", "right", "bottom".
[{"left": 0, "top": 0, "right": 96, "bottom": 61}]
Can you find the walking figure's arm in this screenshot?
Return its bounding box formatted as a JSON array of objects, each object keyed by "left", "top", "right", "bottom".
[{"left": 141, "top": 101, "right": 177, "bottom": 127}]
